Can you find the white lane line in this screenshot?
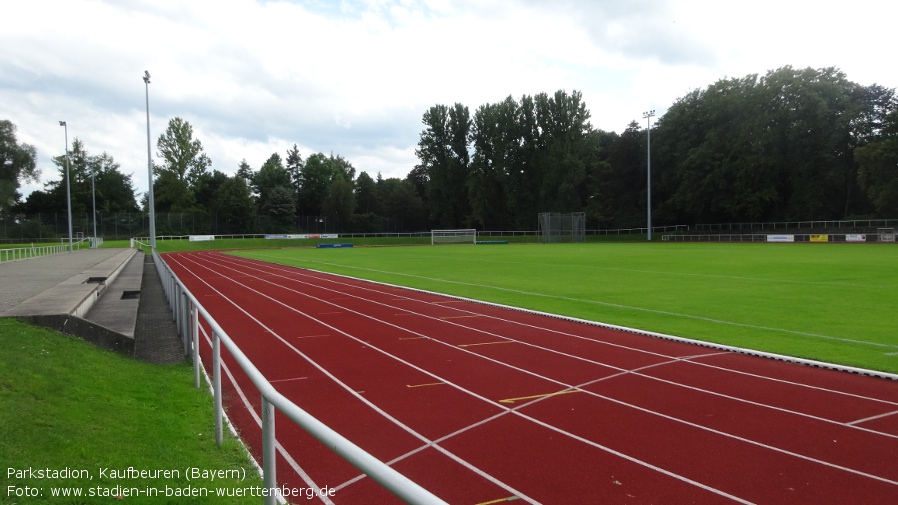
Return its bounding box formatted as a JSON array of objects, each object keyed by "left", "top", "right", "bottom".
[
  {"left": 168, "top": 285, "right": 333, "bottom": 503},
  {"left": 214, "top": 253, "right": 898, "bottom": 439},
  {"left": 174, "top": 253, "right": 539, "bottom": 504},
  {"left": 226, "top": 254, "right": 898, "bottom": 406},
  {"left": 185, "top": 253, "right": 749, "bottom": 503},
  {"left": 207, "top": 253, "right": 898, "bottom": 485}
]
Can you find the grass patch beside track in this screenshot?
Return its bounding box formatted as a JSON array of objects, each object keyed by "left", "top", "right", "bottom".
[
  {"left": 0, "top": 318, "right": 262, "bottom": 504},
  {"left": 225, "top": 242, "right": 898, "bottom": 375}
]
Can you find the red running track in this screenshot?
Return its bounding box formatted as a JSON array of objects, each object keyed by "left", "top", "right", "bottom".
[{"left": 163, "top": 250, "right": 898, "bottom": 504}]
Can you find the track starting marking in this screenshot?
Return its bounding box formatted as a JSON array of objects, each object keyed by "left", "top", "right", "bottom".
[
  {"left": 295, "top": 334, "right": 328, "bottom": 339},
  {"left": 499, "top": 389, "right": 581, "bottom": 404},
  {"left": 476, "top": 496, "right": 520, "bottom": 505},
  {"left": 847, "top": 409, "right": 898, "bottom": 425},
  {"left": 440, "top": 315, "right": 482, "bottom": 320},
  {"left": 406, "top": 382, "right": 445, "bottom": 388},
  {"left": 459, "top": 341, "right": 513, "bottom": 348}
]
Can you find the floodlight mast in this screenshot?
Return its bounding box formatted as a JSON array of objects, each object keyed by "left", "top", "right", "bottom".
[
  {"left": 144, "top": 70, "right": 156, "bottom": 249},
  {"left": 643, "top": 110, "right": 655, "bottom": 241},
  {"left": 59, "top": 121, "right": 74, "bottom": 253},
  {"left": 91, "top": 161, "right": 97, "bottom": 247}
]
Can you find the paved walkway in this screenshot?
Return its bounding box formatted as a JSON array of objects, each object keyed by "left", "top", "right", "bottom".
[
  {"left": 0, "top": 248, "right": 183, "bottom": 364},
  {"left": 0, "top": 248, "right": 131, "bottom": 316}
]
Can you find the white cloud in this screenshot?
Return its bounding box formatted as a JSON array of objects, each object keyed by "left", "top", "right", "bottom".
[{"left": 3, "top": 0, "right": 897, "bottom": 200}]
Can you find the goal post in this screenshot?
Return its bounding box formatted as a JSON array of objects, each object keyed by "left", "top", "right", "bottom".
[
  {"left": 879, "top": 228, "right": 896, "bottom": 243},
  {"left": 431, "top": 229, "right": 477, "bottom": 245}
]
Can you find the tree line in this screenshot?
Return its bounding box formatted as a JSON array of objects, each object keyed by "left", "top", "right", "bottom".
[
  {"left": 2, "top": 65, "right": 896, "bottom": 239},
  {"left": 419, "top": 66, "right": 898, "bottom": 230}
]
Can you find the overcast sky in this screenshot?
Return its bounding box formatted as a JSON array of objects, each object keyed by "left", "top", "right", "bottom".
[{"left": 3, "top": 0, "right": 896, "bottom": 199}]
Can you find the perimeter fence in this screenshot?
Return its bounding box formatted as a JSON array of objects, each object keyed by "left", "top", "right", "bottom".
[
  {"left": 662, "top": 234, "right": 893, "bottom": 243},
  {"left": 3, "top": 211, "right": 689, "bottom": 244},
  {"left": 693, "top": 219, "right": 898, "bottom": 232}
]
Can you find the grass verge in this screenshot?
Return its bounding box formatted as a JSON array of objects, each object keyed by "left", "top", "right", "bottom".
[{"left": 0, "top": 318, "right": 262, "bottom": 504}]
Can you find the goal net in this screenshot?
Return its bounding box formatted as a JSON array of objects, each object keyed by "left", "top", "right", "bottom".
[
  {"left": 538, "top": 212, "right": 586, "bottom": 243},
  {"left": 432, "top": 229, "right": 477, "bottom": 245},
  {"left": 879, "top": 228, "right": 896, "bottom": 243}
]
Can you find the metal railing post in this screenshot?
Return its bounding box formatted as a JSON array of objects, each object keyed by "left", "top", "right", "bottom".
[
  {"left": 262, "top": 396, "right": 277, "bottom": 505},
  {"left": 213, "top": 332, "right": 223, "bottom": 447},
  {"left": 180, "top": 291, "right": 189, "bottom": 355},
  {"left": 192, "top": 304, "right": 200, "bottom": 389}
]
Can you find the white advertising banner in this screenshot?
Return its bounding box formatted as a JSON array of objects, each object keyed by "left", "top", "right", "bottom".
[
  {"left": 264, "top": 234, "right": 340, "bottom": 239},
  {"left": 766, "top": 234, "right": 795, "bottom": 242}
]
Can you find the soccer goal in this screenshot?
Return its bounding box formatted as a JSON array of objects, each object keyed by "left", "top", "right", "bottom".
[
  {"left": 879, "top": 228, "right": 896, "bottom": 243},
  {"left": 431, "top": 229, "right": 477, "bottom": 245},
  {"left": 538, "top": 212, "right": 585, "bottom": 243}
]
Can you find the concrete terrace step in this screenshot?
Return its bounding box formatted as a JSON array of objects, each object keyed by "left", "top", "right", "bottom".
[
  {"left": 1, "top": 249, "right": 136, "bottom": 318},
  {"left": 1, "top": 248, "right": 184, "bottom": 364},
  {"left": 83, "top": 250, "right": 145, "bottom": 337}
]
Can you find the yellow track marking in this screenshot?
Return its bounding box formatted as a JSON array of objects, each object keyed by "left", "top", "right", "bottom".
[
  {"left": 499, "top": 389, "right": 581, "bottom": 404},
  {"left": 406, "top": 382, "right": 444, "bottom": 388},
  {"left": 476, "top": 496, "right": 520, "bottom": 505},
  {"left": 295, "top": 334, "right": 328, "bottom": 339},
  {"left": 439, "top": 315, "right": 481, "bottom": 319},
  {"left": 399, "top": 336, "right": 427, "bottom": 341},
  {"left": 458, "top": 341, "right": 513, "bottom": 348},
  {"left": 269, "top": 376, "right": 308, "bottom": 383}
]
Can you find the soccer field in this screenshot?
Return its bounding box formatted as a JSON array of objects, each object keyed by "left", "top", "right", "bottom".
[{"left": 227, "top": 242, "right": 898, "bottom": 375}]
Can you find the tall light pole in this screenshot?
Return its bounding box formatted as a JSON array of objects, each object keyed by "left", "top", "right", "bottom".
[
  {"left": 59, "top": 121, "right": 74, "bottom": 252},
  {"left": 144, "top": 70, "right": 156, "bottom": 249},
  {"left": 643, "top": 110, "right": 655, "bottom": 241},
  {"left": 91, "top": 164, "right": 97, "bottom": 247}
]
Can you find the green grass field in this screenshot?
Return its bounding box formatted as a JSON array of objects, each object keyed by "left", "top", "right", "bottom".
[
  {"left": 0, "top": 319, "right": 262, "bottom": 504},
  {"left": 217, "top": 241, "right": 898, "bottom": 375}
]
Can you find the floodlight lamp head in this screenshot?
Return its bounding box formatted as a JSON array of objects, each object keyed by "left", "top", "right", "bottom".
[
  {"left": 143, "top": 70, "right": 150, "bottom": 84},
  {"left": 59, "top": 121, "right": 66, "bottom": 126}
]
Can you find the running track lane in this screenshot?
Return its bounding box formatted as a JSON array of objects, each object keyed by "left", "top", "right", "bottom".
[{"left": 163, "top": 250, "right": 898, "bottom": 504}]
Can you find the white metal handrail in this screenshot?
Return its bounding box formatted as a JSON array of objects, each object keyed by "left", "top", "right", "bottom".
[
  {"left": 151, "top": 249, "right": 447, "bottom": 505},
  {"left": 0, "top": 243, "right": 69, "bottom": 262}
]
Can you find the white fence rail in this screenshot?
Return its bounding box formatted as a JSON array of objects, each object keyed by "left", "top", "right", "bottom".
[
  {"left": 151, "top": 249, "right": 447, "bottom": 505},
  {"left": 0, "top": 243, "right": 69, "bottom": 262}
]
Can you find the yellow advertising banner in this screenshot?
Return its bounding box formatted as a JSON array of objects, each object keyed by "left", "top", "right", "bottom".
[{"left": 810, "top": 234, "right": 829, "bottom": 243}]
